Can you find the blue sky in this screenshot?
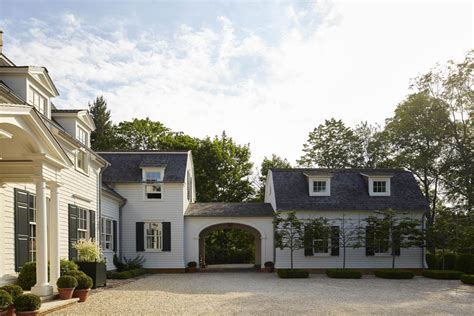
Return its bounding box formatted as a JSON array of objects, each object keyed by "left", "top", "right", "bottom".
[{"left": 0, "top": 0, "right": 472, "bottom": 166}]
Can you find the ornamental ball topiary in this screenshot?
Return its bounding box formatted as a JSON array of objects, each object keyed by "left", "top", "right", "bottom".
[
  {"left": 75, "top": 274, "right": 93, "bottom": 290},
  {"left": 56, "top": 275, "right": 78, "bottom": 289},
  {"left": 60, "top": 259, "right": 79, "bottom": 275},
  {"left": 187, "top": 261, "right": 197, "bottom": 268},
  {"left": 1, "top": 284, "right": 23, "bottom": 299},
  {"left": 14, "top": 294, "right": 41, "bottom": 312},
  {"left": 64, "top": 270, "right": 88, "bottom": 279},
  {"left": 0, "top": 289, "right": 13, "bottom": 311},
  {"left": 422, "top": 270, "right": 464, "bottom": 280},
  {"left": 16, "top": 262, "right": 37, "bottom": 290},
  {"left": 460, "top": 274, "right": 474, "bottom": 285},
  {"left": 374, "top": 269, "right": 414, "bottom": 279},
  {"left": 264, "top": 261, "right": 274, "bottom": 268}
]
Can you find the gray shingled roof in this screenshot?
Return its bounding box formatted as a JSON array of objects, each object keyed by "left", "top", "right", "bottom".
[
  {"left": 99, "top": 152, "right": 188, "bottom": 183},
  {"left": 271, "top": 168, "right": 429, "bottom": 212},
  {"left": 51, "top": 109, "right": 86, "bottom": 113},
  {"left": 185, "top": 203, "right": 274, "bottom": 217}
]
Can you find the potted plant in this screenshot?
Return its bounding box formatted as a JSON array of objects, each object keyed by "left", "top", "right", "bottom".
[
  {"left": 187, "top": 261, "right": 197, "bottom": 273},
  {"left": 0, "top": 290, "right": 13, "bottom": 316},
  {"left": 1, "top": 285, "right": 23, "bottom": 316},
  {"left": 73, "top": 274, "right": 93, "bottom": 302},
  {"left": 13, "top": 294, "right": 41, "bottom": 316},
  {"left": 263, "top": 261, "right": 274, "bottom": 273},
  {"left": 73, "top": 239, "right": 107, "bottom": 288},
  {"left": 56, "top": 275, "right": 78, "bottom": 300}
]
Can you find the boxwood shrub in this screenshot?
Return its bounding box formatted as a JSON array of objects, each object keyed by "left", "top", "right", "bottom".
[
  {"left": 277, "top": 269, "right": 309, "bottom": 279},
  {"left": 422, "top": 270, "right": 464, "bottom": 280},
  {"left": 326, "top": 269, "right": 362, "bottom": 279},
  {"left": 56, "top": 275, "right": 78, "bottom": 289},
  {"left": 14, "top": 294, "right": 41, "bottom": 312},
  {"left": 374, "top": 269, "right": 414, "bottom": 279},
  {"left": 75, "top": 274, "right": 93, "bottom": 290},
  {"left": 0, "top": 289, "right": 13, "bottom": 311},
  {"left": 455, "top": 254, "right": 474, "bottom": 275},
  {"left": 460, "top": 274, "right": 474, "bottom": 285},
  {"left": 16, "top": 262, "right": 37, "bottom": 290},
  {"left": 108, "top": 268, "right": 147, "bottom": 279},
  {"left": 1, "top": 285, "right": 23, "bottom": 300}
]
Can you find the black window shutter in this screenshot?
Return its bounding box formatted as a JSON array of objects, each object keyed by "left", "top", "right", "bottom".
[
  {"left": 136, "top": 222, "right": 145, "bottom": 252},
  {"left": 68, "top": 205, "right": 78, "bottom": 260},
  {"left": 89, "top": 210, "right": 96, "bottom": 240},
  {"left": 392, "top": 228, "right": 401, "bottom": 256},
  {"left": 113, "top": 220, "right": 118, "bottom": 252},
  {"left": 366, "top": 226, "right": 375, "bottom": 256},
  {"left": 304, "top": 225, "right": 314, "bottom": 256},
  {"left": 162, "top": 222, "right": 171, "bottom": 251},
  {"left": 331, "top": 226, "right": 340, "bottom": 256},
  {"left": 14, "top": 189, "right": 30, "bottom": 272}
]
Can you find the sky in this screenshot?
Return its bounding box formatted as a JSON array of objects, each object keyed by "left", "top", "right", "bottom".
[{"left": 0, "top": 0, "right": 472, "bottom": 167}]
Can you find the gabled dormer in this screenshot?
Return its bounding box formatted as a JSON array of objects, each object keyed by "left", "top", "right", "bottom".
[
  {"left": 141, "top": 161, "right": 166, "bottom": 201},
  {"left": 0, "top": 31, "right": 59, "bottom": 119},
  {"left": 360, "top": 172, "right": 392, "bottom": 197},
  {"left": 51, "top": 109, "right": 95, "bottom": 148},
  {"left": 304, "top": 171, "right": 332, "bottom": 196}
]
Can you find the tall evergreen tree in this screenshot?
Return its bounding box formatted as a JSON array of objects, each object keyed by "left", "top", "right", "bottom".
[{"left": 89, "top": 96, "right": 114, "bottom": 151}]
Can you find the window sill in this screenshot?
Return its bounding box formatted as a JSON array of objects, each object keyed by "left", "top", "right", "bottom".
[
  {"left": 142, "top": 199, "right": 164, "bottom": 202},
  {"left": 144, "top": 249, "right": 163, "bottom": 253},
  {"left": 313, "top": 253, "right": 331, "bottom": 257},
  {"left": 374, "top": 253, "right": 392, "bottom": 257}
]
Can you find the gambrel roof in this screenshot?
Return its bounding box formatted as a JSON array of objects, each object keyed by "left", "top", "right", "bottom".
[
  {"left": 270, "top": 168, "right": 429, "bottom": 212},
  {"left": 99, "top": 152, "right": 189, "bottom": 183}
]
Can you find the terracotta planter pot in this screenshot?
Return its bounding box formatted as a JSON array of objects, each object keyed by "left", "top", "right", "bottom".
[
  {"left": 6, "top": 305, "right": 15, "bottom": 316},
  {"left": 264, "top": 267, "right": 274, "bottom": 273},
  {"left": 15, "top": 311, "right": 39, "bottom": 316},
  {"left": 73, "top": 289, "right": 90, "bottom": 302},
  {"left": 58, "top": 287, "right": 75, "bottom": 300},
  {"left": 186, "top": 267, "right": 196, "bottom": 273}
]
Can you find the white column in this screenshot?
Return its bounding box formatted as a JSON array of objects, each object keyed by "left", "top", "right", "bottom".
[
  {"left": 0, "top": 183, "right": 6, "bottom": 280},
  {"left": 31, "top": 177, "right": 53, "bottom": 296},
  {"left": 48, "top": 182, "right": 60, "bottom": 291}
]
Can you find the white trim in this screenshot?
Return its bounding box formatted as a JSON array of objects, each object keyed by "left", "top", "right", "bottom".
[
  {"left": 308, "top": 177, "right": 331, "bottom": 196},
  {"left": 369, "top": 178, "right": 391, "bottom": 196}
]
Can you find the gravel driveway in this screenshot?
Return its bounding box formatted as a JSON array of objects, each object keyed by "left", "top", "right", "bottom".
[{"left": 52, "top": 272, "right": 473, "bottom": 315}]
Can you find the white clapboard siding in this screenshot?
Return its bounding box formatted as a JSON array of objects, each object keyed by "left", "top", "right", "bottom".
[
  {"left": 115, "top": 183, "right": 185, "bottom": 269},
  {"left": 275, "top": 210, "right": 425, "bottom": 269},
  {"left": 101, "top": 194, "right": 121, "bottom": 270}
]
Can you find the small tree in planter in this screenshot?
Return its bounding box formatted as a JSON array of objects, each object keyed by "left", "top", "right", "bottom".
[
  {"left": 73, "top": 239, "right": 106, "bottom": 288},
  {"left": 56, "top": 275, "right": 78, "bottom": 300},
  {"left": 1, "top": 285, "right": 23, "bottom": 316},
  {"left": 0, "top": 290, "right": 13, "bottom": 316},
  {"left": 73, "top": 274, "right": 93, "bottom": 303},
  {"left": 274, "top": 212, "right": 305, "bottom": 270},
  {"left": 187, "top": 262, "right": 197, "bottom": 273},
  {"left": 13, "top": 294, "right": 41, "bottom": 316}
]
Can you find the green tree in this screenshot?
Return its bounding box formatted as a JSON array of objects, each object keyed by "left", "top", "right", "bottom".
[
  {"left": 274, "top": 212, "right": 305, "bottom": 270},
  {"left": 204, "top": 229, "right": 255, "bottom": 265},
  {"left": 193, "top": 132, "right": 254, "bottom": 202},
  {"left": 414, "top": 51, "right": 473, "bottom": 213},
  {"left": 353, "top": 121, "right": 389, "bottom": 168},
  {"left": 88, "top": 96, "right": 114, "bottom": 151},
  {"left": 113, "top": 118, "right": 173, "bottom": 150},
  {"left": 331, "top": 214, "right": 363, "bottom": 269},
  {"left": 298, "top": 118, "right": 365, "bottom": 168},
  {"left": 384, "top": 92, "right": 452, "bottom": 226},
  {"left": 255, "top": 154, "right": 291, "bottom": 201}
]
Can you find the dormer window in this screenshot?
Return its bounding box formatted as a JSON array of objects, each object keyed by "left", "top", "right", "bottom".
[
  {"left": 369, "top": 178, "right": 391, "bottom": 196},
  {"left": 29, "top": 88, "right": 47, "bottom": 115},
  {"left": 309, "top": 177, "right": 331, "bottom": 196},
  {"left": 77, "top": 126, "right": 88, "bottom": 145},
  {"left": 143, "top": 168, "right": 164, "bottom": 200}
]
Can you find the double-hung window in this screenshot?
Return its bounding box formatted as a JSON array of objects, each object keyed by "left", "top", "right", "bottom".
[
  {"left": 313, "top": 231, "right": 330, "bottom": 254},
  {"left": 77, "top": 127, "right": 88, "bottom": 146},
  {"left": 78, "top": 208, "right": 88, "bottom": 239},
  {"left": 29, "top": 88, "right": 47, "bottom": 115},
  {"left": 101, "top": 218, "right": 113, "bottom": 251},
  {"left": 374, "top": 227, "right": 390, "bottom": 254},
  {"left": 144, "top": 169, "right": 163, "bottom": 200},
  {"left": 145, "top": 222, "right": 163, "bottom": 250},
  {"left": 77, "top": 150, "right": 86, "bottom": 172}
]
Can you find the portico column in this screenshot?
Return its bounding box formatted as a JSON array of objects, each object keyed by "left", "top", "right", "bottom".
[
  {"left": 48, "top": 182, "right": 60, "bottom": 291},
  {"left": 31, "top": 177, "right": 53, "bottom": 296}
]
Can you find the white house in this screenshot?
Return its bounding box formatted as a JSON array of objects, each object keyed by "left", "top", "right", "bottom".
[{"left": 0, "top": 31, "right": 429, "bottom": 296}]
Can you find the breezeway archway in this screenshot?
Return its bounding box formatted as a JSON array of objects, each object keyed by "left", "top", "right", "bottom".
[{"left": 184, "top": 203, "right": 274, "bottom": 270}]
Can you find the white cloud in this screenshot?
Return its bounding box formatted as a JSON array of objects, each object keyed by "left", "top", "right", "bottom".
[{"left": 2, "top": 1, "right": 472, "bottom": 167}]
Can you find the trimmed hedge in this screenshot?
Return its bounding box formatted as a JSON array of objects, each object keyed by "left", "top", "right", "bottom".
[
  {"left": 326, "top": 269, "right": 362, "bottom": 279},
  {"left": 374, "top": 269, "right": 414, "bottom": 279},
  {"left": 1, "top": 285, "right": 23, "bottom": 299},
  {"left": 14, "top": 294, "right": 41, "bottom": 312},
  {"left": 455, "top": 254, "right": 474, "bottom": 274},
  {"left": 277, "top": 269, "right": 309, "bottom": 279},
  {"left": 422, "top": 270, "right": 464, "bottom": 280},
  {"left": 460, "top": 274, "right": 474, "bottom": 285},
  {"left": 108, "top": 268, "right": 147, "bottom": 279}
]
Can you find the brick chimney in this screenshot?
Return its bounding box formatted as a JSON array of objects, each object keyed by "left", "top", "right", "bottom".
[{"left": 0, "top": 30, "right": 3, "bottom": 54}]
